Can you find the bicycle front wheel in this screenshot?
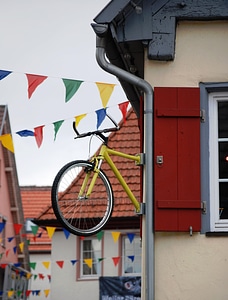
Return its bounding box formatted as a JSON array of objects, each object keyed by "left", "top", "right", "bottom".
[{"left": 51, "top": 160, "right": 114, "bottom": 236}]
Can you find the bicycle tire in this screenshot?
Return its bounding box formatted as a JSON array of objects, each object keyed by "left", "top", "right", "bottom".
[{"left": 51, "top": 160, "right": 114, "bottom": 236}]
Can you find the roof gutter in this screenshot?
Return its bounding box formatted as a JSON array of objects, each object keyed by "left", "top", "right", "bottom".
[{"left": 91, "top": 23, "right": 154, "bottom": 300}]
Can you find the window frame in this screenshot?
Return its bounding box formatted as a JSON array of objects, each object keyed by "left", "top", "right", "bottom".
[
  {"left": 121, "top": 233, "right": 142, "bottom": 276},
  {"left": 200, "top": 82, "right": 228, "bottom": 233},
  {"left": 78, "top": 236, "right": 103, "bottom": 280}
]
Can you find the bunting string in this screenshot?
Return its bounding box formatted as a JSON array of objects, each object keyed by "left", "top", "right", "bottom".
[{"left": 0, "top": 100, "right": 130, "bottom": 153}]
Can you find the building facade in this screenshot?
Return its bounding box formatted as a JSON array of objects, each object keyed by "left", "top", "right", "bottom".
[{"left": 93, "top": 1, "right": 228, "bottom": 299}]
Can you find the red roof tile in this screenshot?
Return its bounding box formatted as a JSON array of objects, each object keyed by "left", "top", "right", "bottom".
[
  {"left": 35, "top": 109, "right": 141, "bottom": 226},
  {"left": 21, "top": 186, "right": 52, "bottom": 252}
]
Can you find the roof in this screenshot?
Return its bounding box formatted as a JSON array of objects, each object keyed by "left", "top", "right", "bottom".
[
  {"left": 21, "top": 186, "right": 52, "bottom": 252},
  {"left": 34, "top": 108, "right": 141, "bottom": 230},
  {"left": 0, "top": 105, "right": 30, "bottom": 268},
  {"left": 93, "top": 0, "right": 228, "bottom": 116}
]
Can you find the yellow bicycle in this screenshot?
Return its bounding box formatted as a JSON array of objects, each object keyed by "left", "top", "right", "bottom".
[{"left": 51, "top": 114, "right": 143, "bottom": 236}]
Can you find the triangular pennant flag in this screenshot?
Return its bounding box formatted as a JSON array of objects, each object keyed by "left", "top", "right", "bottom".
[
  {"left": 37, "top": 231, "right": 42, "bottom": 238},
  {"left": 29, "top": 262, "right": 37, "bottom": 270},
  {"left": 118, "top": 101, "right": 129, "bottom": 123},
  {"left": 8, "top": 291, "right": 14, "bottom": 297},
  {"left": 98, "top": 258, "right": 105, "bottom": 262},
  {"left": 14, "top": 224, "right": 23, "bottom": 235},
  {"left": 26, "top": 290, "right": 31, "bottom": 297},
  {"left": 34, "top": 125, "right": 44, "bottom": 148},
  {"left": 44, "top": 289, "right": 50, "bottom": 297},
  {"left": 0, "top": 134, "right": 14, "bottom": 153},
  {"left": 8, "top": 237, "right": 14, "bottom": 242},
  {"left": 13, "top": 246, "right": 17, "bottom": 254},
  {"left": 95, "top": 82, "right": 115, "bottom": 108},
  {"left": 127, "top": 233, "right": 136, "bottom": 244},
  {"left": 46, "top": 227, "right": 56, "bottom": 239},
  {"left": 16, "top": 129, "right": 34, "bottom": 137},
  {"left": 19, "top": 242, "right": 24, "bottom": 253},
  {"left": 5, "top": 249, "right": 10, "bottom": 257},
  {"left": 0, "top": 253, "right": 4, "bottom": 260},
  {"left": 62, "top": 79, "right": 83, "bottom": 103},
  {"left": 38, "top": 273, "right": 45, "bottom": 280},
  {"left": 111, "top": 232, "right": 120, "bottom": 243},
  {"left": 53, "top": 120, "right": 64, "bottom": 141},
  {"left": 112, "top": 257, "right": 120, "bottom": 267},
  {"left": 75, "top": 114, "right": 86, "bottom": 127},
  {"left": 62, "top": 228, "right": 70, "bottom": 239},
  {"left": 128, "top": 255, "right": 135, "bottom": 262},
  {"left": 26, "top": 74, "right": 47, "bottom": 99},
  {"left": 33, "top": 274, "right": 38, "bottom": 280},
  {"left": 27, "top": 273, "right": 32, "bottom": 279},
  {"left": 42, "top": 261, "right": 50, "bottom": 269},
  {"left": 0, "top": 70, "right": 11, "bottom": 80},
  {"left": 0, "top": 222, "right": 5, "bottom": 233},
  {"left": 47, "top": 275, "right": 51, "bottom": 282},
  {"left": 31, "top": 225, "right": 39, "bottom": 235},
  {"left": 96, "top": 231, "right": 104, "bottom": 241},
  {"left": 70, "top": 260, "right": 78, "bottom": 266},
  {"left": 56, "top": 261, "right": 64, "bottom": 269},
  {"left": 84, "top": 258, "right": 93, "bottom": 269},
  {"left": 96, "top": 108, "right": 106, "bottom": 129}
]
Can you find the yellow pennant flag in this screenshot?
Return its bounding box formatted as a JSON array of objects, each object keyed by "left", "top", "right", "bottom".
[
  {"left": 19, "top": 242, "right": 24, "bottom": 253},
  {"left": 44, "top": 289, "right": 50, "bottom": 297},
  {"left": 95, "top": 82, "right": 115, "bottom": 108},
  {"left": 46, "top": 226, "right": 56, "bottom": 239},
  {"left": 8, "top": 291, "right": 14, "bottom": 298},
  {"left": 26, "top": 273, "right": 32, "bottom": 279},
  {"left": 75, "top": 114, "right": 87, "bottom": 127},
  {"left": 42, "top": 261, "right": 50, "bottom": 269},
  {"left": 84, "top": 258, "right": 93, "bottom": 269},
  {"left": 111, "top": 231, "right": 121, "bottom": 243},
  {"left": 0, "top": 134, "right": 14, "bottom": 153}
]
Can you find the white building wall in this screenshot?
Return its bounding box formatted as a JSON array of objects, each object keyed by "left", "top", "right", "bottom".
[
  {"left": 145, "top": 21, "right": 228, "bottom": 300},
  {"left": 29, "top": 253, "right": 51, "bottom": 300}
]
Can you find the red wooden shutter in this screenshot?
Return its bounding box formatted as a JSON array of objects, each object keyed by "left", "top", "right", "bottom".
[{"left": 154, "top": 87, "right": 201, "bottom": 232}]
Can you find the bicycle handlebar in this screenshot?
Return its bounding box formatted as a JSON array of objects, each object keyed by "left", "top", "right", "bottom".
[{"left": 73, "top": 114, "right": 119, "bottom": 141}]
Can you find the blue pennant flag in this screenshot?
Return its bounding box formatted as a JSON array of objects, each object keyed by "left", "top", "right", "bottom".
[
  {"left": 16, "top": 130, "right": 35, "bottom": 137},
  {"left": 63, "top": 228, "right": 70, "bottom": 239},
  {"left": 127, "top": 233, "right": 135, "bottom": 243},
  {"left": 96, "top": 108, "right": 107, "bottom": 129},
  {"left": 0, "top": 70, "right": 11, "bottom": 80}
]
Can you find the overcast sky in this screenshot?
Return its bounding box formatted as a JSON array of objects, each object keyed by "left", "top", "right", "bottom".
[{"left": 0, "top": 0, "right": 128, "bottom": 186}]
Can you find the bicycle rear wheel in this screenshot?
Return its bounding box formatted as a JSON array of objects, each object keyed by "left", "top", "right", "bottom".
[{"left": 51, "top": 160, "right": 114, "bottom": 236}]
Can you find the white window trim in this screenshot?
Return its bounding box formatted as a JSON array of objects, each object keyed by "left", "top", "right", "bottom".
[
  {"left": 79, "top": 237, "right": 102, "bottom": 279},
  {"left": 209, "top": 92, "right": 228, "bottom": 231}
]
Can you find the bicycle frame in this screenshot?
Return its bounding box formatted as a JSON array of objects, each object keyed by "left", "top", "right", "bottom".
[{"left": 81, "top": 144, "right": 141, "bottom": 213}]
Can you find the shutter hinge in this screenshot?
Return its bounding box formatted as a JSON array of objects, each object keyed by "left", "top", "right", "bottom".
[
  {"left": 200, "top": 109, "right": 205, "bottom": 123},
  {"left": 201, "top": 201, "right": 206, "bottom": 214}
]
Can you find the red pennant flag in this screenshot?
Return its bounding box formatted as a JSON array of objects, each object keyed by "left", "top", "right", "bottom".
[
  {"left": 14, "top": 224, "right": 23, "bottom": 235},
  {"left": 56, "top": 261, "right": 64, "bottom": 269},
  {"left": 26, "top": 74, "right": 47, "bottom": 99},
  {"left": 112, "top": 257, "right": 120, "bottom": 267},
  {"left": 38, "top": 273, "right": 45, "bottom": 280},
  {"left": 34, "top": 125, "right": 44, "bottom": 148},
  {"left": 26, "top": 291, "right": 31, "bottom": 297},
  {"left": 118, "top": 101, "right": 129, "bottom": 123}
]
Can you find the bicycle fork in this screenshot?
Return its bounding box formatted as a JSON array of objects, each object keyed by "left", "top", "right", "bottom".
[{"left": 78, "top": 158, "right": 102, "bottom": 199}]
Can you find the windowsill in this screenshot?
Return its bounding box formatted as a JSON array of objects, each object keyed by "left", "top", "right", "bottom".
[{"left": 206, "top": 231, "right": 228, "bottom": 237}]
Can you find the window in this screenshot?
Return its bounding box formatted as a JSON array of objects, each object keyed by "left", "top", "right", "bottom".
[
  {"left": 122, "top": 235, "right": 141, "bottom": 275},
  {"left": 209, "top": 92, "right": 228, "bottom": 231},
  {"left": 0, "top": 216, "right": 7, "bottom": 248},
  {"left": 80, "top": 237, "right": 102, "bottom": 278}
]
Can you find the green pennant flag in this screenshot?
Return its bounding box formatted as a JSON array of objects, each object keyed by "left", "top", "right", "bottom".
[
  {"left": 29, "top": 262, "right": 37, "bottom": 270},
  {"left": 96, "top": 231, "right": 104, "bottom": 241},
  {"left": 53, "top": 120, "right": 64, "bottom": 140},
  {"left": 31, "top": 225, "right": 39, "bottom": 235},
  {"left": 62, "top": 79, "right": 83, "bottom": 102}
]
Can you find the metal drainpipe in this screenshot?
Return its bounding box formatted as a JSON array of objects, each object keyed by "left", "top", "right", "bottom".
[{"left": 91, "top": 24, "right": 154, "bottom": 300}]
